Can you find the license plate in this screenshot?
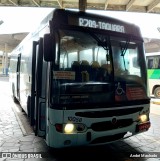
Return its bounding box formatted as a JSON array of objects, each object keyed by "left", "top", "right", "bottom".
[{"left": 136, "top": 122, "right": 151, "bottom": 132}]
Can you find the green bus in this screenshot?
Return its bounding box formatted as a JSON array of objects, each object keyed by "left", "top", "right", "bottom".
[{"left": 146, "top": 52, "right": 160, "bottom": 98}]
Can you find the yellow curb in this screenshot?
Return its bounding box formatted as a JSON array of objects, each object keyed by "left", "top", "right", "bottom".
[{"left": 151, "top": 101, "right": 160, "bottom": 105}]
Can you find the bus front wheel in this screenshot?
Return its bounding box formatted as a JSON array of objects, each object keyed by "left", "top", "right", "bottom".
[{"left": 154, "top": 87, "right": 160, "bottom": 98}]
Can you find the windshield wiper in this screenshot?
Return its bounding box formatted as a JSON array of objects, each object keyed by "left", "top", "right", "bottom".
[
  {"left": 120, "top": 38, "right": 130, "bottom": 71},
  {"left": 81, "top": 27, "right": 114, "bottom": 81},
  {"left": 120, "top": 38, "right": 130, "bottom": 56},
  {"left": 82, "top": 27, "right": 110, "bottom": 51}
]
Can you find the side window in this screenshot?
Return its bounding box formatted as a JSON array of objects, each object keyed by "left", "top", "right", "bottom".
[
  {"left": 60, "top": 52, "right": 78, "bottom": 69},
  {"left": 147, "top": 56, "right": 160, "bottom": 69},
  {"left": 55, "top": 33, "right": 59, "bottom": 65},
  {"left": 158, "top": 58, "right": 160, "bottom": 68},
  {"left": 79, "top": 49, "right": 92, "bottom": 63},
  {"left": 154, "top": 57, "right": 160, "bottom": 69},
  {"left": 132, "top": 57, "right": 139, "bottom": 68},
  {"left": 60, "top": 53, "right": 67, "bottom": 69},
  {"left": 68, "top": 52, "right": 78, "bottom": 68},
  {"left": 96, "top": 47, "right": 109, "bottom": 66}
]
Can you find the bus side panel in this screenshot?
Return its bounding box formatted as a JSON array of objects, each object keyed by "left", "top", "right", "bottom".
[
  {"left": 9, "top": 54, "right": 18, "bottom": 101},
  {"left": 18, "top": 42, "right": 33, "bottom": 114},
  {"left": 146, "top": 53, "right": 160, "bottom": 97}
]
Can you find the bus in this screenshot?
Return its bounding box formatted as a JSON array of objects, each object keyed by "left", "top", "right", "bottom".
[
  {"left": 146, "top": 52, "right": 160, "bottom": 98},
  {"left": 9, "top": 9, "right": 150, "bottom": 149}
]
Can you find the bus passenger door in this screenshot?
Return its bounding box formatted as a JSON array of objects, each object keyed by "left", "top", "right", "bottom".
[
  {"left": 16, "top": 54, "right": 21, "bottom": 100},
  {"left": 34, "top": 38, "right": 46, "bottom": 137},
  {"left": 30, "top": 41, "right": 38, "bottom": 126}
]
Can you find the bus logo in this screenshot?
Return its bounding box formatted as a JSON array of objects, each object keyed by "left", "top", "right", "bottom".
[
  {"left": 68, "top": 117, "right": 82, "bottom": 123},
  {"left": 111, "top": 118, "right": 117, "bottom": 125}
]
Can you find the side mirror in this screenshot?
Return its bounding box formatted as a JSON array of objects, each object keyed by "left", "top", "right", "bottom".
[{"left": 43, "top": 34, "right": 55, "bottom": 62}]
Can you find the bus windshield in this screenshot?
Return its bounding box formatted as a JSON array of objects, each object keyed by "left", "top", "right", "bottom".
[{"left": 51, "top": 29, "right": 147, "bottom": 108}]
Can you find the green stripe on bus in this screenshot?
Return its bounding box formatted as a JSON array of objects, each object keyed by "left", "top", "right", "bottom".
[{"left": 148, "top": 69, "right": 160, "bottom": 79}]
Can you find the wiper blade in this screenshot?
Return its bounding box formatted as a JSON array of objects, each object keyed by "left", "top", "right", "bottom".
[
  {"left": 119, "top": 38, "right": 130, "bottom": 71},
  {"left": 82, "top": 27, "right": 110, "bottom": 51},
  {"left": 120, "top": 38, "right": 130, "bottom": 56}
]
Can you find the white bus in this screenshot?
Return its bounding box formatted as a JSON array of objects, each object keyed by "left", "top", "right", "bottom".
[
  {"left": 146, "top": 52, "right": 160, "bottom": 98},
  {"left": 9, "top": 9, "right": 150, "bottom": 148}
]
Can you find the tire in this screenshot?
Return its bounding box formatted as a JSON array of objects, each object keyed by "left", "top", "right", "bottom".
[
  {"left": 154, "top": 87, "right": 160, "bottom": 98},
  {"left": 27, "top": 96, "right": 31, "bottom": 117},
  {"left": 27, "top": 96, "right": 35, "bottom": 126}
]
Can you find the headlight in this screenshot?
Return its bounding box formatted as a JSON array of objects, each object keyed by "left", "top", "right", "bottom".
[
  {"left": 139, "top": 114, "right": 148, "bottom": 123},
  {"left": 64, "top": 123, "right": 86, "bottom": 134},
  {"left": 64, "top": 123, "right": 75, "bottom": 134},
  {"left": 56, "top": 123, "right": 87, "bottom": 134}
]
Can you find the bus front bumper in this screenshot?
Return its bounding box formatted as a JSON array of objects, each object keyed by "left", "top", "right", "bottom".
[{"left": 47, "top": 121, "right": 151, "bottom": 148}]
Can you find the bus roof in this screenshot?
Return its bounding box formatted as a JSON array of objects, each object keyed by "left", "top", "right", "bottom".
[
  {"left": 51, "top": 9, "right": 142, "bottom": 37},
  {"left": 145, "top": 52, "right": 160, "bottom": 56},
  {"left": 11, "top": 9, "right": 143, "bottom": 54}
]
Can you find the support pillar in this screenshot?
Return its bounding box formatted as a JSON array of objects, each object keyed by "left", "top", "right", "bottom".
[
  {"left": 2, "top": 51, "right": 5, "bottom": 74},
  {"left": 3, "top": 43, "right": 9, "bottom": 76},
  {"left": 79, "top": 0, "right": 86, "bottom": 12}
]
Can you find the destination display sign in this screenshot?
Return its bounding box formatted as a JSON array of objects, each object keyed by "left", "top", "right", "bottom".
[
  {"left": 67, "top": 15, "right": 127, "bottom": 33},
  {"left": 79, "top": 18, "right": 125, "bottom": 33}
]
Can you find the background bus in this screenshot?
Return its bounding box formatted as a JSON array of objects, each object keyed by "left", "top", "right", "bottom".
[
  {"left": 146, "top": 52, "right": 160, "bottom": 98},
  {"left": 9, "top": 9, "right": 150, "bottom": 149}
]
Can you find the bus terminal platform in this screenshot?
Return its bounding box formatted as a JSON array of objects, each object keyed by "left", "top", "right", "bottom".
[{"left": 0, "top": 76, "right": 160, "bottom": 161}]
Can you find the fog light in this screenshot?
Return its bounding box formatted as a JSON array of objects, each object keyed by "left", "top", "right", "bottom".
[
  {"left": 64, "top": 140, "right": 71, "bottom": 145},
  {"left": 64, "top": 123, "right": 75, "bottom": 134},
  {"left": 139, "top": 114, "right": 147, "bottom": 123}
]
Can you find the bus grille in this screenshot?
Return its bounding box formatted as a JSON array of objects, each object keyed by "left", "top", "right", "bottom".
[
  {"left": 91, "top": 119, "right": 133, "bottom": 131},
  {"left": 75, "top": 107, "right": 143, "bottom": 118},
  {"left": 90, "top": 133, "right": 126, "bottom": 144}
]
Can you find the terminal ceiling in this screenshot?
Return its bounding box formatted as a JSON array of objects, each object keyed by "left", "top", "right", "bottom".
[
  {"left": 1, "top": 0, "right": 160, "bottom": 53},
  {"left": 1, "top": 0, "right": 160, "bottom": 13}
]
